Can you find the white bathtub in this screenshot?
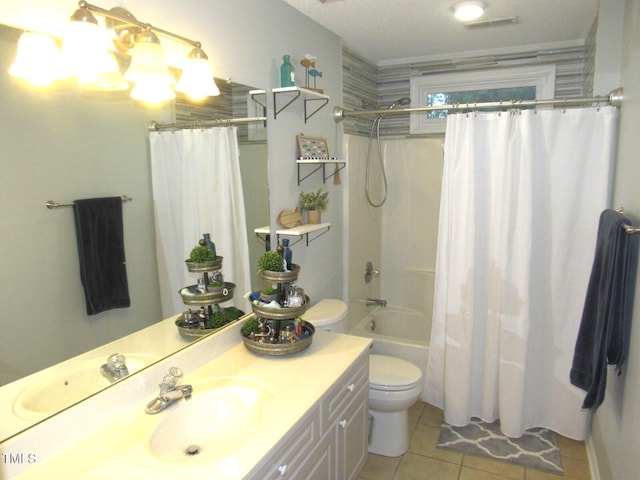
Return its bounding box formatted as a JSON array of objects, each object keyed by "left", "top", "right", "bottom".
[{"left": 350, "top": 307, "right": 430, "bottom": 399}]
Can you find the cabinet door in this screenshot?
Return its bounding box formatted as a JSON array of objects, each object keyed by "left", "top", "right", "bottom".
[
  {"left": 336, "top": 382, "right": 369, "bottom": 480},
  {"left": 293, "top": 431, "right": 333, "bottom": 480}
]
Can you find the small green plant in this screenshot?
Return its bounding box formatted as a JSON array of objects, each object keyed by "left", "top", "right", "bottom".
[
  {"left": 241, "top": 317, "right": 260, "bottom": 336},
  {"left": 261, "top": 286, "right": 277, "bottom": 295},
  {"left": 189, "top": 245, "right": 215, "bottom": 263},
  {"left": 299, "top": 188, "right": 329, "bottom": 212},
  {"left": 257, "top": 250, "right": 284, "bottom": 272}
]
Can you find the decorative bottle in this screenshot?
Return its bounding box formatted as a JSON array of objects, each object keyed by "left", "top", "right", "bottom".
[
  {"left": 282, "top": 238, "right": 292, "bottom": 270},
  {"left": 203, "top": 233, "right": 216, "bottom": 257},
  {"left": 280, "top": 55, "right": 295, "bottom": 87}
]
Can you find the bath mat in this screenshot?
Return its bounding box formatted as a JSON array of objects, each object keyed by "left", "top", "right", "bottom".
[{"left": 437, "top": 418, "right": 563, "bottom": 475}]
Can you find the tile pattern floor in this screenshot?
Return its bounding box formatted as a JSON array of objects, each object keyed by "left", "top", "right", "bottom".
[{"left": 358, "top": 402, "right": 591, "bottom": 480}]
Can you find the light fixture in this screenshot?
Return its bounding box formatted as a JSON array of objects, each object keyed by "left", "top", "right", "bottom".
[
  {"left": 175, "top": 46, "right": 220, "bottom": 101},
  {"left": 62, "top": 2, "right": 129, "bottom": 90},
  {"left": 124, "top": 29, "right": 174, "bottom": 84},
  {"left": 8, "top": 1, "right": 220, "bottom": 103},
  {"left": 453, "top": 1, "right": 486, "bottom": 22},
  {"left": 9, "top": 31, "right": 66, "bottom": 87}
]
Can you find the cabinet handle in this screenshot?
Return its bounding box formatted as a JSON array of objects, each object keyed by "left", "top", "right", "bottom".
[
  {"left": 339, "top": 419, "right": 347, "bottom": 428},
  {"left": 347, "top": 383, "right": 355, "bottom": 392},
  {"left": 278, "top": 464, "right": 288, "bottom": 475}
]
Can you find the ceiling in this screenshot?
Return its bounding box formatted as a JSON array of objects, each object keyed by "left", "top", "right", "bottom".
[{"left": 282, "top": 0, "right": 600, "bottom": 64}]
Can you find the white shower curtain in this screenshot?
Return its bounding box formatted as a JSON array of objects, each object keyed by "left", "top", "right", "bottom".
[
  {"left": 149, "top": 127, "right": 251, "bottom": 318},
  {"left": 425, "top": 107, "right": 618, "bottom": 440}
]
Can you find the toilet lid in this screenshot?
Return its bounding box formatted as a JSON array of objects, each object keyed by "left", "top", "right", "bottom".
[{"left": 369, "top": 354, "right": 423, "bottom": 392}]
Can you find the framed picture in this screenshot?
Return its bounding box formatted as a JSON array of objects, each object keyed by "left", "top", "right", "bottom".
[{"left": 297, "top": 134, "right": 329, "bottom": 158}]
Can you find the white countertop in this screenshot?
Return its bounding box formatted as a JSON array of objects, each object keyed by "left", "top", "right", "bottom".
[{"left": 4, "top": 323, "right": 371, "bottom": 479}]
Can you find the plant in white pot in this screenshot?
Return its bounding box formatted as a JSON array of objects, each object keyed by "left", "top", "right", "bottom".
[{"left": 299, "top": 188, "right": 329, "bottom": 224}]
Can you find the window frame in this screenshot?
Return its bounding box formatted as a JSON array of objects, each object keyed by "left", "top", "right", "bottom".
[{"left": 409, "top": 65, "right": 556, "bottom": 134}]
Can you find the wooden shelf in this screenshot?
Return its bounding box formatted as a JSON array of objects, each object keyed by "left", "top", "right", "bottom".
[
  {"left": 272, "top": 87, "right": 329, "bottom": 122},
  {"left": 276, "top": 222, "right": 331, "bottom": 246}
]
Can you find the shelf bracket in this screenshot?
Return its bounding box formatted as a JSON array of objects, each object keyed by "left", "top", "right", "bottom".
[
  {"left": 297, "top": 163, "right": 324, "bottom": 185},
  {"left": 304, "top": 225, "right": 330, "bottom": 245},
  {"left": 273, "top": 90, "right": 301, "bottom": 119},
  {"left": 304, "top": 97, "right": 329, "bottom": 123},
  {"left": 322, "top": 162, "right": 346, "bottom": 183}
]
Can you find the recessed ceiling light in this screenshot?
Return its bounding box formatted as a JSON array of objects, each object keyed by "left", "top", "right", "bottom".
[{"left": 453, "top": 1, "right": 486, "bottom": 22}]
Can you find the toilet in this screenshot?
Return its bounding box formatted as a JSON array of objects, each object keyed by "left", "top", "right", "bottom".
[
  {"left": 303, "top": 299, "right": 425, "bottom": 457},
  {"left": 368, "top": 354, "right": 423, "bottom": 457},
  {"left": 301, "top": 298, "right": 348, "bottom": 333}
]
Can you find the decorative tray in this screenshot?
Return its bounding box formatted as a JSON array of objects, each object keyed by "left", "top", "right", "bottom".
[
  {"left": 259, "top": 264, "right": 300, "bottom": 283},
  {"left": 251, "top": 295, "right": 309, "bottom": 320},
  {"left": 185, "top": 256, "right": 223, "bottom": 272},
  {"left": 242, "top": 320, "right": 315, "bottom": 356},
  {"left": 174, "top": 308, "right": 244, "bottom": 340},
  {"left": 179, "top": 281, "right": 235, "bottom": 305}
]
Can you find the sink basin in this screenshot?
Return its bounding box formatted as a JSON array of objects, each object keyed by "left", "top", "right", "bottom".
[
  {"left": 145, "top": 377, "right": 276, "bottom": 463},
  {"left": 13, "top": 353, "right": 158, "bottom": 419}
]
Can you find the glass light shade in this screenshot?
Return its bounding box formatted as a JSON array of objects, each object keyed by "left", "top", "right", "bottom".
[
  {"left": 9, "top": 32, "right": 67, "bottom": 87},
  {"left": 175, "top": 57, "right": 220, "bottom": 100},
  {"left": 79, "top": 52, "right": 129, "bottom": 91},
  {"left": 124, "top": 40, "right": 175, "bottom": 85},
  {"left": 130, "top": 79, "right": 175, "bottom": 104},
  {"left": 61, "top": 17, "right": 112, "bottom": 82},
  {"left": 454, "top": 1, "right": 485, "bottom": 21}
]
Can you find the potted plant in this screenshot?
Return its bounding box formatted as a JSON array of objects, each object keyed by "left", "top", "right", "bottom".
[
  {"left": 299, "top": 188, "right": 329, "bottom": 224},
  {"left": 257, "top": 250, "right": 285, "bottom": 273}
]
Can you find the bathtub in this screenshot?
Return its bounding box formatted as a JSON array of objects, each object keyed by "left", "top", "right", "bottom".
[{"left": 350, "top": 307, "right": 430, "bottom": 399}]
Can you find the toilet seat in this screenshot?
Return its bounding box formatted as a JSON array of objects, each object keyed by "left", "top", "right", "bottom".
[{"left": 369, "top": 354, "right": 423, "bottom": 392}]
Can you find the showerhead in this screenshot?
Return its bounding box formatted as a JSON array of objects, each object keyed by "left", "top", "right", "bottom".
[{"left": 387, "top": 97, "right": 411, "bottom": 109}]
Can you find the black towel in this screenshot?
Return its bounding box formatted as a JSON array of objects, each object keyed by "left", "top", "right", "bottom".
[
  {"left": 570, "top": 209, "right": 635, "bottom": 410},
  {"left": 73, "top": 197, "right": 130, "bottom": 315}
]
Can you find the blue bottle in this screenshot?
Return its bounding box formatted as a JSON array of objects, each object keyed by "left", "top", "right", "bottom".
[
  {"left": 282, "top": 238, "right": 292, "bottom": 270},
  {"left": 203, "top": 233, "right": 216, "bottom": 258},
  {"left": 280, "top": 55, "right": 295, "bottom": 87}
]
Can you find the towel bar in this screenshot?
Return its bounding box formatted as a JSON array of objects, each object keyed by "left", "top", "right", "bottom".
[
  {"left": 615, "top": 207, "right": 640, "bottom": 235},
  {"left": 45, "top": 195, "right": 132, "bottom": 209}
]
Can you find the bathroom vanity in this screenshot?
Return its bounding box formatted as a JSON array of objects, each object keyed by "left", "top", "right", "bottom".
[{"left": 1, "top": 318, "right": 371, "bottom": 479}]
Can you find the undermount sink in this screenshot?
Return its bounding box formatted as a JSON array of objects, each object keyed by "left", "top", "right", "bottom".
[
  {"left": 13, "top": 353, "right": 158, "bottom": 419},
  {"left": 142, "top": 377, "right": 277, "bottom": 464}
]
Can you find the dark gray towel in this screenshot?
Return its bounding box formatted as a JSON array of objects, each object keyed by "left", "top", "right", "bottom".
[
  {"left": 570, "top": 209, "right": 635, "bottom": 410},
  {"left": 73, "top": 197, "right": 130, "bottom": 315}
]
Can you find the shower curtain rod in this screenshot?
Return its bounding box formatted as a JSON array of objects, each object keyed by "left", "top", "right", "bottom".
[
  {"left": 332, "top": 87, "right": 624, "bottom": 122},
  {"left": 148, "top": 116, "right": 267, "bottom": 131}
]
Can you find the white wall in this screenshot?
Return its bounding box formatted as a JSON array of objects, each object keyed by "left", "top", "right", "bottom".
[
  {"left": 590, "top": 1, "right": 640, "bottom": 479},
  {"left": 379, "top": 138, "right": 443, "bottom": 316}
]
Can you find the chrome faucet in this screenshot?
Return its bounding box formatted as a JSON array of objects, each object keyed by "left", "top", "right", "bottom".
[
  {"left": 100, "top": 353, "right": 129, "bottom": 383},
  {"left": 365, "top": 298, "right": 387, "bottom": 307},
  {"left": 145, "top": 367, "right": 193, "bottom": 414}
]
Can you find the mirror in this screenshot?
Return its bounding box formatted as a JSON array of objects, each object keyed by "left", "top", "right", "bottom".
[{"left": 0, "top": 23, "right": 269, "bottom": 441}]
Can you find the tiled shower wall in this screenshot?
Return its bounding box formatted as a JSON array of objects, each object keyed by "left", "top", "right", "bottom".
[{"left": 342, "top": 37, "right": 594, "bottom": 137}]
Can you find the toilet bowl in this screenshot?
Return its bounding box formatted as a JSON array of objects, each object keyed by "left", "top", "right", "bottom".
[
  {"left": 368, "top": 354, "right": 423, "bottom": 457},
  {"left": 303, "top": 300, "right": 424, "bottom": 457}
]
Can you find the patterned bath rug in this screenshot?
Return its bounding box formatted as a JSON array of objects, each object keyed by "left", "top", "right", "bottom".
[{"left": 437, "top": 418, "right": 564, "bottom": 475}]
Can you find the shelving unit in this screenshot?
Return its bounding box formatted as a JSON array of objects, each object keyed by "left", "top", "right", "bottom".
[
  {"left": 296, "top": 158, "right": 345, "bottom": 185},
  {"left": 276, "top": 222, "right": 331, "bottom": 246},
  {"left": 273, "top": 86, "right": 329, "bottom": 122}
]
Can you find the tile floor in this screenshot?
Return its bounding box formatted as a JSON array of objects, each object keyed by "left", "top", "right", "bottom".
[{"left": 357, "top": 402, "right": 591, "bottom": 480}]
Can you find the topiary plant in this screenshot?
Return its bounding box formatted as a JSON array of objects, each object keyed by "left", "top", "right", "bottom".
[
  {"left": 189, "top": 245, "right": 215, "bottom": 263},
  {"left": 257, "top": 250, "right": 284, "bottom": 272}
]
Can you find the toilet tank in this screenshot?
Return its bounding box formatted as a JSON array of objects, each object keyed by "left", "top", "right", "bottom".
[{"left": 301, "top": 299, "right": 348, "bottom": 333}]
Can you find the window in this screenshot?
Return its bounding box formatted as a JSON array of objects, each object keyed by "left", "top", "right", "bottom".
[{"left": 409, "top": 65, "right": 556, "bottom": 134}]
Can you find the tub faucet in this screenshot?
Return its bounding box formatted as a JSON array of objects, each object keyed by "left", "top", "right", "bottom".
[
  {"left": 145, "top": 367, "right": 193, "bottom": 414},
  {"left": 365, "top": 298, "right": 387, "bottom": 307},
  {"left": 100, "top": 353, "right": 129, "bottom": 383}
]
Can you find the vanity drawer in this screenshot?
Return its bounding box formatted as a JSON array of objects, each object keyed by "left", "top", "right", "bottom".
[
  {"left": 248, "top": 405, "right": 321, "bottom": 479},
  {"left": 321, "top": 352, "right": 369, "bottom": 432}
]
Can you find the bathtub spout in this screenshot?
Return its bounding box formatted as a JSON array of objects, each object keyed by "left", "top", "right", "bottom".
[{"left": 365, "top": 298, "right": 387, "bottom": 307}]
